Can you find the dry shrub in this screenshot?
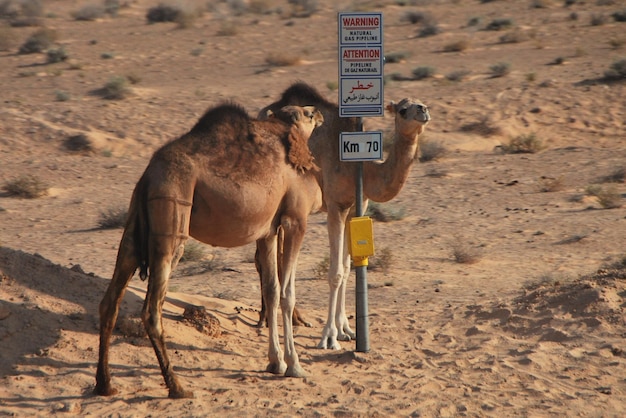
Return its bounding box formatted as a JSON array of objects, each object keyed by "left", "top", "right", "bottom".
[
  {"left": 216, "top": 20, "right": 237, "bottom": 36},
  {"left": 313, "top": 256, "right": 329, "bottom": 280},
  {"left": 369, "top": 247, "right": 393, "bottom": 273},
  {"left": 604, "top": 58, "right": 626, "bottom": 80},
  {"left": 443, "top": 39, "right": 470, "bottom": 52},
  {"left": 63, "top": 134, "right": 93, "bottom": 153},
  {"left": 97, "top": 206, "right": 128, "bottom": 229},
  {"left": 537, "top": 176, "right": 565, "bottom": 192},
  {"left": 180, "top": 240, "right": 206, "bottom": 262},
  {"left": 499, "top": 29, "right": 529, "bottom": 44},
  {"left": 71, "top": 4, "right": 105, "bottom": 21},
  {"left": 500, "top": 133, "right": 544, "bottom": 154},
  {"left": 99, "top": 75, "right": 131, "bottom": 99},
  {"left": 460, "top": 118, "right": 502, "bottom": 137},
  {"left": 585, "top": 185, "right": 623, "bottom": 209},
  {"left": 2, "top": 175, "right": 49, "bottom": 198},
  {"left": 490, "top": 62, "right": 511, "bottom": 77},
  {"left": 419, "top": 138, "right": 447, "bottom": 162},
  {"left": 596, "top": 167, "right": 626, "bottom": 184},
  {"left": 450, "top": 237, "right": 483, "bottom": 264},
  {"left": 412, "top": 66, "right": 436, "bottom": 80},
  {"left": 446, "top": 69, "right": 471, "bottom": 82},
  {"left": 365, "top": 202, "right": 406, "bottom": 222},
  {"left": 18, "top": 27, "right": 57, "bottom": 54},
  {"left": 485, "top": 18, "right": 513, "bottom": 31},
  {"left": 265, "top": 52, "right": 300, "bottom": 66}
]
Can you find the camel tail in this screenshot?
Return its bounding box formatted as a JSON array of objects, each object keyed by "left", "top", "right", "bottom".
[{"left": 125, "top": 175, "right": 150, "bottom": 280}]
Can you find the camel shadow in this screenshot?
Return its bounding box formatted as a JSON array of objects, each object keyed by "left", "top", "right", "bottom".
[{"left": 0, "top": 247, "right": 148, "bottom": 379}]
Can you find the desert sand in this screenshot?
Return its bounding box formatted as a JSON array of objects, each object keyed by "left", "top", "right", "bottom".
[{"left": 1, "top": 0, "right": 625, "bottom": 416}]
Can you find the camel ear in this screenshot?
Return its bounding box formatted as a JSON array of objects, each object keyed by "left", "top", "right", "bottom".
[
  {"left": 265, "top": 109, "right": 275, "bottom": 119},
  {"left": 386, "top": 101, "right": 397, "bottom": 114}
]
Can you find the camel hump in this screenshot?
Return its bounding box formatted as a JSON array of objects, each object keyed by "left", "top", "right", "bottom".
[
  {"left": 279, "top": 82, "right": 329, "bottom": 105},
  {"left": 268, "top": 105, "right": 323, "bottom": 173},
  {"left": 189, "top": 102, "right": 251, "bottom": 135}
]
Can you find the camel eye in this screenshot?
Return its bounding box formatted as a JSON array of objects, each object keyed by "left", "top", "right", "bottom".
[{"left": 399, "top": 108, "right": 407, "bottom": 116}]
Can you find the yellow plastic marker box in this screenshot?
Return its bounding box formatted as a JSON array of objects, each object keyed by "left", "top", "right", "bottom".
[{"left": 349, "top": 216, "right": 375, "bottom": 258}]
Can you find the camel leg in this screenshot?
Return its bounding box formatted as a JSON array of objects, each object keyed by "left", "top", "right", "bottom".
[
  {"left": 256, "top": 230, "right": 311, "bottom": 329},
  {"left": 317, "top": 205, "right": 349, "bottom": 350},
  {"left": 95, "top": 230, "right": 138, "bottom": 396},
  {"left": 257, "top": 236, "right": 287, "bottom": 375},
  {"left": 279, "top": 216, "right": 306, "bottom": 377},
  {"left": 336, "top": 229, "right": 356, "bottom": 342}
]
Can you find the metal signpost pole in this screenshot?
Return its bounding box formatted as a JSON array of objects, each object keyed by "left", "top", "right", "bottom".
[
  {"left": 354, "top": 118, "right": 370, "bottom": 352},
  {"left": 338, "top": 12, "right": 383, "bottom": 354}
]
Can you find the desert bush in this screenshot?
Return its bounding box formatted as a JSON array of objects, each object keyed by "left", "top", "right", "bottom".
[
  {"left": 419, "top": 138, "right": 447, "bottom": 162},
  {"left": 18, "top": 27, "right": 57, "bottom": 53},
  {"left": 63, "top": 133, "right": 93, "bottom": 152},
  {"left": 604, "top": 58, "right": 626, "bottom": 80},
  {"left": 146, "top": 3, "right": 200, "bottom": 28},
  {"left": 71, "top": 4, "right": 105, "bottom": 21},
  {"left": 585, "top": 185, "right": 623, "bottom": 209},
  {"left": 467, "top": 16, "right": 481, "bottom": 27},
  {"left": 450, "top": 237, "right": 482, "bottom": 264},
  {"left": 54, "top": 90, "right": 70, "bottom": 101},
  {"left": 460, "top": 118, "right": 502, "bottom": 137},
  {"left": 180, "top": 240, "right": 206, "bottom": 262},
  {"left": 368, "top": 247, "right": 393, "bottom": 273},
  {"left": 100, "top": 75, "right": 131, "bottom": 99},
  {"left": 2, "top": 174, "right": 49, "bottom": 198},
  {"left": 46, "top": 46, "right": 67, "bottom": 63},
  {"left": 446, "top": 69, "right": 471, "bottom": 81},
  {"left": 412, "top": 66, "right": 436, "bottom": 80},
  {"left": 265, "top": 52, "right": 300, "bottom": 66},
  {"left": 104, "top": 0, "right": 120, "bottom": 16},
  {"left": 312, "top": 256, "right": 329, "bottom": 280},
  {"left": 216, "top": 20, "right": 237, "bottom": 36},
  {"left": 500, "top": 133, "right": 544, "bottom": 154},
  {"left": 385, "top": 51, "right": 409, "bottom": 63},
  {"left": 499, "top": 29, "right": 528, "bottom": 44},
  {"left": 418, "top": 23, "right": 440, "bottom": 37},
  {"left": 537, "top": 176, "right": 565, "bottom": 192},
  {"left": 590, "top": 13, "right": 607, "bottom": 26},
  {"left": 365, "top": 202, "right": 406, "bottom": 222},
  {"left": 596, "top": 167, "right": 626, "bottom": 183},
  {"left": 97, "top": 206, "right": 128, "bottom": 229},
  {"left": 531, "top": 0, "right": 551, "bottom": 7},
  {"left": 613, "top": 9, "right": 626, "bottom": 22},
  {"left": 401, "top": 11, "right": 435, "bottom": 25},
  {"left": 443, "top": 39, "right": 470, "bottom": 52},
  {"left": 288, "top": 0, "right": 318, "bottom": 17},
  {"left": 489, "top": 61, "right": 511, "bottom": 77},
  {"left": 485, "top": 18, "right": 513, "bottom": 31}
]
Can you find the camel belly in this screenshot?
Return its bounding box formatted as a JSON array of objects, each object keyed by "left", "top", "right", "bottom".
[{"left": 188, "top": 185, "right": 281, "bottom": 247}]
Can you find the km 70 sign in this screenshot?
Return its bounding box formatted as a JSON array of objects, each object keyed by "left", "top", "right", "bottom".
[{"left": 340, "top": 132, "right": 383, "bottom": 161}]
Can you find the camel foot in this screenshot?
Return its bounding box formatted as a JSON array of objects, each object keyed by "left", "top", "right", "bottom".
[
  {"left": 285, "top": 364, "right": 307, "bottom": 378},
  {"left": 316, "top": 337, "right": 341, "bottom": 350},
  {"left": 168, "top": 388, "right": 195, "bottom": 399},
  {"left": 94, "top": 384, "right": 118, "bottom": 397},
  {"left": 266, "top": 361, "right": 288, "bottom": 375},
  {"left": 337, "top": 331, "right": 355, "bottom": 342}
]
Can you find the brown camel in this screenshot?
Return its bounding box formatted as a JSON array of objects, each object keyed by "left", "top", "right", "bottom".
[
  {"left": 94, "top": 103, "right": 324, "bottom": 399},
  {"left": 259, "top": 82, "right": 430, "bottom": 350}
]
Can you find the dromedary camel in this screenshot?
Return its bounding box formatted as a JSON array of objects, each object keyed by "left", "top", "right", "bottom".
[
  {"left": 259, "top": 82, "right": 430, "bottom": 350},
  {"left": 94, "top": 103, "right": 324, "bottom": 399}
]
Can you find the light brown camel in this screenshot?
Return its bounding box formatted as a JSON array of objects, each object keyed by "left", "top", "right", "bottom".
[
  {"left": 259, "top": 82, "right": 430, "bottom": 350},
  {"left": 94, "top": 103, "right": 324, "bottom": 399}
]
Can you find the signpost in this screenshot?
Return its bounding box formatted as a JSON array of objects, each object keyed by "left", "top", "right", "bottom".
[{"left": 338, "top": 12, "right": 384, "bottom": 353}]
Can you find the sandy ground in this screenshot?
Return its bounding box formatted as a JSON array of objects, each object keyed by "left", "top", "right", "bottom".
[{"left": 1, "top": 0, "right": 625, "bottom": 416}]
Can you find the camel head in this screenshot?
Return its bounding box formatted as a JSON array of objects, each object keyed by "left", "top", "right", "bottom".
[
  {"left": 386, "top": 98, "right": 430, "bottom": 138},
  {"left": 267, "top": 105, "right": 324, "bottom": 138}
]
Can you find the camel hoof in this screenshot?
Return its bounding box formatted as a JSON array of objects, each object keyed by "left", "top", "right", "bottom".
[
  {"left": 169, "top": 389, "right": 195, "bottom": 399},
  {"left": 285, "top": 364, "right": 307, "bottom": 378},
  {"left": 94, "top": 385, "right": 118, "bottom": 397},
  {"left": 266, "top": 361, "right": 287, "bottom": 375},
  {"left": 337, "top": 333, "right": 354, "bottom": 342},
  {"left": 317, "top": 338, "right": 341, "bottom": 350}
]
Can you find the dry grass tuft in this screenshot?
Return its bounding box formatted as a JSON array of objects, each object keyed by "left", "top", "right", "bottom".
[
  {"left": 585, "top": 185, "right": 623, "bottom": 209},
  {"left": 369, "top": 247, "right": 393, "bottom": 274},
  {"left": 419, "top": 138, "right": 447, "bottom": 162},
  {"left": 450, "top": 237, "right": 483, "bottom": 264},
  {"left": 460, "top": 118, "right": 502, "bottom": 137},
  {"left": 2, "top": 175, "right": 49, "bottom": 198},
  {"left": 537, "top": 176, "right": 565, "bottom": 192},
  {"left": 97, "top": 206, "right": 128, "bottom": 229},
  {"left": 313, "top": 256, "right": 329, "bottom": 280},
  {"left": 265, "top": 52, "right": 301, "bottom": 67},
  {"left": 499, "top": 133, "right": 544, "bottom": 154},
  {"left": 365, "top": 202, "right": 406, "bottom": 222},
  {"left": 443, "top": 39, "right": 470, "bottom": 52},
  {"left": 180, "top": 240, "right": 207, "bottom": 262}
]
